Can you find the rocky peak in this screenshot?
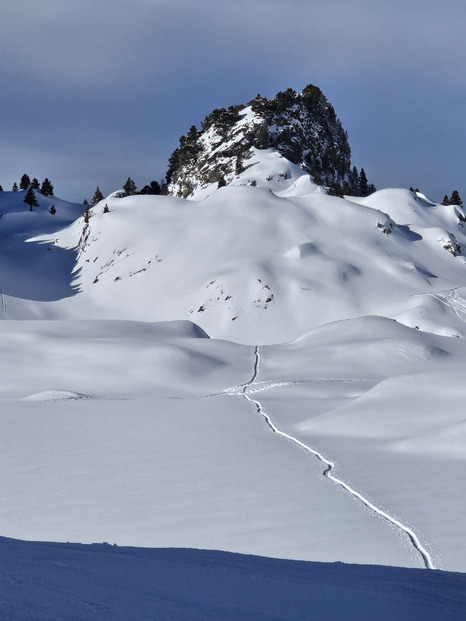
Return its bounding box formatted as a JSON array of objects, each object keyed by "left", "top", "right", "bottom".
[{"left": 166, "top": 84, "right": 363, "bottom": 199}]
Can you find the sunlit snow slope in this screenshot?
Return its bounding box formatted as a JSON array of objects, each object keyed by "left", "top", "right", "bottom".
[
  {"left": 21, "top": 181, "right": 466, "bottom": 345},
  {"left": 2, "top": 167, "right": 466, "bottom": 593}
]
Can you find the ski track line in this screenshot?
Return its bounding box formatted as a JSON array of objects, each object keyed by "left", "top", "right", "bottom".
[
  {"left": 239, "top": 345, "right": 436, "bottom": 571},
  {"left": 0, "top": 290, "right": 7, "bottom": 318},
  {"left": 431, "top": 289, "right": 466, "bottom": 323}
]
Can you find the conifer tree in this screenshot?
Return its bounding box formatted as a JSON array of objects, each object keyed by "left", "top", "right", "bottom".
[
  {"left": 83, "top": 199, "right": 89, "bottom": 207},
  {"left": 23, "top": 188, "right": 38, "bottom": 211},
  {"left": 91, "top": 186, "right": 104, "bottom": 206},
  {"left": 235, "top": 155, "right": 244, "bottom": 175},
  {"left": 40, "top": 178, "right": 54, "bottom": 196},
  {"left": 122, "top": 177, "right": 137, "bottom": 196},
  {"left": 450, "top": 190, "right": 463, "bottom": 206},
  {"left": 30, "top": 178, "right": 40, "bottom": 189},
  {"left": 12, "top": 182, "right": 18, "bottom": 192},
  {"left": 140, "top": 180, "right": 161, "bottom": 195},
  {"left": 348, "top": 166, "right": 359, "bottom": 195},
  {"left": 442, "top": 195, "right": 451, "bottom": 206},
  {"left": 20, "top": 174, "right": 31, "bottom": 190},
  {"left": 0, "top": 185, "right": 3, "bottom": 192},
  {"left": 358, "top": 168, "right": 369, "bottom": 196}
]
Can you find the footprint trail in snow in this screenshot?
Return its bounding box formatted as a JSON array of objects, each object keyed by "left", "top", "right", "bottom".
[{"left": 226, "top": 345, "right": 436, "bottom": 570}]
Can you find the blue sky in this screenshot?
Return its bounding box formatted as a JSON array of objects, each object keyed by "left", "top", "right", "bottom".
[{"left": 1, "top": 0, "right": 465, "bottom": 203}]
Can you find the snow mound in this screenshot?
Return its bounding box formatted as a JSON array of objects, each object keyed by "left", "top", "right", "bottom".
[{"left": 21, "top": 390, "right": 90, "bottom": 402}]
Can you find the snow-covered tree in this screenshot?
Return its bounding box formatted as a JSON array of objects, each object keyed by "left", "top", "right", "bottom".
[{"left": 12, "top": 182, "right": 18, "bottom": 192}]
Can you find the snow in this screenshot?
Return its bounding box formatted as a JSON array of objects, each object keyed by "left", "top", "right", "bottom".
[
  {"left": 1, "top": 171, "right": 466, "bottom": 614},
  {"left": 13, "top": 183, "right": 466, "bottom": 345},
  {"left": 1, "top": 541, "right": 466, "bottom": 620}
]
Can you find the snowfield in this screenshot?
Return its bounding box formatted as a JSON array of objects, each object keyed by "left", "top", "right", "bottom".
[{"left": 1, "top": 175, "right": 466, "bottom": 616}]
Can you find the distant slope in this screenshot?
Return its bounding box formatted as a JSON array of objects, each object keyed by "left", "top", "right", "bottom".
[
  {"left": 27, "top": 185, "right": 466, "bottom": 344},
  {"left": 0, "top": 189, "right": 83, "bottom": 313}
]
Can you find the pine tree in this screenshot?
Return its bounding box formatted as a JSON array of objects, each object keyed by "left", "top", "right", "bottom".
[
  {"left": 358, "top": 168, "right": 369, "bottom": 196},
  {"left": 349, "top": 166, "right": 359, "bottom": 195},
  {"left": 450, "top": 190, "right": 463, "bottom": 206},
  {"left": 91, "top": 186, "right": 104, "bottom": 206},
  {"left": 103, "top": 203, "right": 109, "bottom": 213},
  {"left": 0, "top": 185, "right": 3, "bottom": 192},
  {"left": 442, "top": 195, "right": 451, "bottom": 206},
  {"left": 12, "top": 182, "right": 18, "bottom": 192},
  {"left": 122, "top": 177, "right": 137, "bottom": 196},
  {"left": 23, "top": 188, "right": 38, "bottom": 211},
  {"left": 40, "top": 178, "right": 54, "bottom": 196},
  {"left": 30, "top": 178, "right": 40, "bottom": 189},
  {"left": 83, "top": 199, "right": 89, "bottom": 207},
  {"left": 140, "top": 180, "right": 161, "bottom": 195},
  {"left": 20, "top": 174, "right": 31, "bottom": 190}
]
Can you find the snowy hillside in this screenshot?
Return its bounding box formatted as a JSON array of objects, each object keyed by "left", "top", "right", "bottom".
[
  {"left": 15, "top": 183, "right": 466, "bottom": 345},
  {"left": 2, "top": 145, "right": 466, "bottom": 615},
  {"left": 2, "top": 541, "right": 465, "bottom": 620}
]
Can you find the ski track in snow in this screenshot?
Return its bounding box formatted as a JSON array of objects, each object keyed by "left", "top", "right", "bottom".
[
  {"left": 431, "top": 289, "right": 466, "bottom": 323},
  {"left": 224, "top": 345, "right": 436, "bottom": 571},
  {"left": 0, "top": 290, "right": 7, "bottom": 318}
]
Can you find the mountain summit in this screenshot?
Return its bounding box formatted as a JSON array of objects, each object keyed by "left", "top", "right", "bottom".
[{"left": 166, "top": 85, "right": 367, "bottom": 199}]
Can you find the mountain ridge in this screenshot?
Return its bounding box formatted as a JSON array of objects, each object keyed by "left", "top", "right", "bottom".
[{"left": 166, "top": 85, "right": 373, "bottom": 200}]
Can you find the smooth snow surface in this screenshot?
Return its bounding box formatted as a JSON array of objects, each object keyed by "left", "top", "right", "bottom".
[{"left": 2, "top": 540, "right": 466, "bottom": 621}]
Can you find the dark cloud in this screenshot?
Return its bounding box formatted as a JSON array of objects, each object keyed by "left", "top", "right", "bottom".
[{"left": 1, "top": 0, "right": 466, "bottom": 201}]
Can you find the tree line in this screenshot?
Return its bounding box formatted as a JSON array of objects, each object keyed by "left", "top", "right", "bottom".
[
  {"left": 86, "top": 178, "right": 163, "bottom": 207},
  {"left": 0, "top": 174, "right": 55, "bottom": 196}
]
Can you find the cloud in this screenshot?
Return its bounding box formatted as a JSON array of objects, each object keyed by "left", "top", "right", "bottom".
[{"left": 3, "top": 0, "right": 465, "bottom": 89}]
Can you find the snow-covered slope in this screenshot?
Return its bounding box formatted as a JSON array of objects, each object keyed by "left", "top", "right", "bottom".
[
  {"left": 15, "top": 184, "right": 465, "bottom": 345},
  {"left": 2, "top": 146, "right": 466, "bottom": 614},
  {"left": 0, "top": 189, "right": 83, "bottom": 316},
  {"left": 2, "top": 541, "right": 465, "bottom": 620}
]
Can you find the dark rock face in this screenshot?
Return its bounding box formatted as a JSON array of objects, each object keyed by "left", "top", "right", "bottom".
[{"left": 166, "top": 85, "right": 355, "bottom": 198}]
